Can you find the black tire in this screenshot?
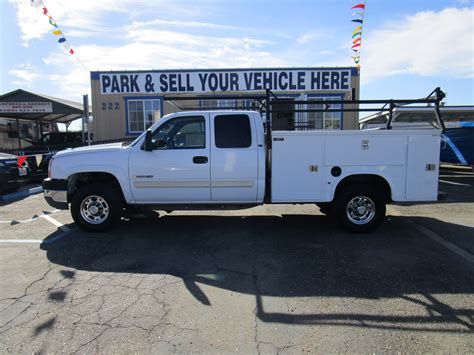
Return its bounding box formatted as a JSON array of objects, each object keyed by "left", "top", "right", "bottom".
[
  {"left": 334, "top": 183, "right": 386, "bottom": 233},
  {"left": 316, "top": 203, "right": 333, "bottom": 216},
  {"left": 71, "top": 183, "right": 122, "bottom": 232}
]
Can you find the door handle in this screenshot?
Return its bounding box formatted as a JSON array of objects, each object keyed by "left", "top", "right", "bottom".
[{"left": 193, "top": 156, "right": 208, "bottom": 164}]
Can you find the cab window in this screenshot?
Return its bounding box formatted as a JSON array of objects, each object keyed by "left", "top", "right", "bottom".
[
  {"left": 152, "top": 116, "right": 205, "bottom": 149},
  {"left": 214, "top": 114, "right": 251, "bottom": 148}
]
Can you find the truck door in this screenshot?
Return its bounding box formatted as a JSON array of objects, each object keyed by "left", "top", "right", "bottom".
[
  {"left": 128, "top": 114, "right": 211, "bottom": 203},
  {"left": 210, "top": 113, "right": 259, "bottom": 202}
]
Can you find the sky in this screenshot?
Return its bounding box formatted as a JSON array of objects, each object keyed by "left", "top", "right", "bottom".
[{"left": 1, "top": 0, "right": 473, "bottom": 108}]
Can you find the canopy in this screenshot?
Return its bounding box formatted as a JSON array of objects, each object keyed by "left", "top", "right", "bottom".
[{"left": 0, "top": 89, "right": 90, "bottom": 123}]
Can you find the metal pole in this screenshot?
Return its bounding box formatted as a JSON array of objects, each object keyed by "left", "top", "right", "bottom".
[
  {"left": 16, "top": 118, "right": 22, "bottom": 151},
  {"left": 386, "top": 100, "right": 394, "bottom": 130},
  {"left": 82, "top": 94, "right": 87, "bottom": 145},
  {"left": 265, "top": 89, "right": 271, "bottom": 149},
  {"left": 83, "top": 94, "right": 91, "bottom": 145}
]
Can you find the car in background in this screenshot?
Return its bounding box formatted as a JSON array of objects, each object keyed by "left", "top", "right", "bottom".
[
  {"left": 0, "top": 153, "right": 29, "bottom": 194},
  {"left": 22, "top": 132, "right": 93, "bottom": 155}
]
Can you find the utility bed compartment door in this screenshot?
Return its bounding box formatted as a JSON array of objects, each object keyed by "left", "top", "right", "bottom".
[
  {"left": 324, "top": 135, "right": 406, "bottom": 166},
  {"left": 271, "top": 134, "right": 324, "bottom": 202},
  {"left": 405, "top": 133, "right": 441, "bottom": 200}
]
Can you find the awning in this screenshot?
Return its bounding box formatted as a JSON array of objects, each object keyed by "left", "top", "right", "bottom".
[{"left": 0, "top": 89, "right": 91, "bottom": 123}]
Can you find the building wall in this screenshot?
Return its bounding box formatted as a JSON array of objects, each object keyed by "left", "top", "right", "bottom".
[{"left": 91, "top": 67, "right": 360, "bottom": 141}]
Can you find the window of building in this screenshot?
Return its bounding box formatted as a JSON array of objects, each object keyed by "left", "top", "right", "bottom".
[
  {"left": 152, "top": 116, "right": 205, "bottom": 149},
  {"left": 215, "top": 114, "right": 251, "bottom": 148},
  {"left": 127, "top": 99, "right": 161, "bottom": 134},
  {"left": 307, "top": 96, "right": 342, "bottom": 130}
]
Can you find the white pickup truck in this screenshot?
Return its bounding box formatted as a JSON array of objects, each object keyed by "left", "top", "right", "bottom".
[{"left": 43, "top": 101, "right": 443, "bottom": 233}]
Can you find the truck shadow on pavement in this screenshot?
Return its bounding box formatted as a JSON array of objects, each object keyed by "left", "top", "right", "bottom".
[{"left": 41, "top": 214, "right": 474, "bottom": 333}]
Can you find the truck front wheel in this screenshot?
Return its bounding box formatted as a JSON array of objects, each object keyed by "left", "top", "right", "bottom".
[
  {"left": 71, "top": 183, "right": 122, "bottom": 232},
  {"left": 335, "top": 184, "right": 386, "bottom": 233}
]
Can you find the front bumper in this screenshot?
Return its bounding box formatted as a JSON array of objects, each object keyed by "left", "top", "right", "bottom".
[{"left": 43, "top": 178, "right": 68, "bottom": 209}]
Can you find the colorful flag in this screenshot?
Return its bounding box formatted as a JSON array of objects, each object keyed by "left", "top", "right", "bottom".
[
  {"left": 31, "top": 1, "right": 77, "bottom": 56},
  {"left": 350, "top": 1, "right": 366, "bottom": 67}
]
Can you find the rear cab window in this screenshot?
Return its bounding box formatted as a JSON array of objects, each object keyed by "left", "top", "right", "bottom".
[{"left": 214, "top": 114, "right": 252, "bottom": 148}]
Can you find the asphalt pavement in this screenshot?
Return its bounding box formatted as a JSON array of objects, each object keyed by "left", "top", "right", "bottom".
[{"left": 0, "top": 168, "right": 473, "bottom": 353}]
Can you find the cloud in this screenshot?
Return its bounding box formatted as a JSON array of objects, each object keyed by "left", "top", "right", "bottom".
[
  {"left": 128, "top": 19, "right": 239, "bottom": 31},
  {"left": 10, "top": 0, "right": 205, "bottom": 42},
  {"left": 9, "top": 64, "right": 41, "bottom": 87},
  {"left": 40, "top": 29, "right": 283, "bottom": 100},
  {"left": 296, "top": 32, "right": 323, "bottom": 44},
  {"left": 362, "top": 7, "right": 474, "bottom": 82}
]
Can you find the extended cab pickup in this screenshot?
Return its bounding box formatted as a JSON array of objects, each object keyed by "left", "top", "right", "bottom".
[{"left": 43, "top": 109, "right": 442, "bottom": 233}]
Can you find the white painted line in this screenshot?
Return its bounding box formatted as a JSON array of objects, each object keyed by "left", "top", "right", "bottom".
[
  {"left": 388, "top": 206, "right": 474, "bottom": 265},
  {"left": 42, "top": 214, "right": 70, "bottom": 232},
  {"left": 0, "top": 227, "right": 78, "bottom": 245},
  {"left": 412, "top": 223, "right": 474, "bottom": 265},
  {"left": 439, "top": 179, "right": 471, "bottom": 187},
  {"left": 0, "top": 239, "right": 42, "bottom": 243},
  {"left": 0, "top": 210, "right": 61, "bottom": 224}
]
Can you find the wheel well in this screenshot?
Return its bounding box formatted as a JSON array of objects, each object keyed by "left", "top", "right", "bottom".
[
  {"left": 334, "top": 174, "right": 392, "bottom": 202},
  {"left": 68, "top": 172, "right": 124, "bottom": 202}
]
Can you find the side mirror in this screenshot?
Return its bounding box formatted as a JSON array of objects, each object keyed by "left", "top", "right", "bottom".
[{"left": 143, "top": 129, "right": 153, "bottom": 151}]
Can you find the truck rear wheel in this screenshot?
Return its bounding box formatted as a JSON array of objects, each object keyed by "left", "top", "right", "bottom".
[
  {"left": 71, "top": 183, "right": 122, "bottom": 232},
  {"left": 316, "top": 203, "right": 332, "bottom": 216},
  {"left": 335, "top": 184, "right": 386, "bottom": 233}
]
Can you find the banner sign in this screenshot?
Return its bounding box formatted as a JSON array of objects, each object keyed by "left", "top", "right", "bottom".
[
  {"left": 0, "top": 102, "right": 53, "bottom": 113},
  {"left": 99, "top": 69, "right": 352, "bottom": 94}
]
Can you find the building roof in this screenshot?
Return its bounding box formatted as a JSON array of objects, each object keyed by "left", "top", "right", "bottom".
[{"left": 0, "top": 89, "right": 90, "bottom": 123}]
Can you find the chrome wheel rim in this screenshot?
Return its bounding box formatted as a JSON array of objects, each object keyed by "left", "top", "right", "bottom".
[
  {"left": 346, "top": 195, "right": 375, "bottom": 225},
  {"left": 80, "top": 195, "right": 109, "bottom": 225}
]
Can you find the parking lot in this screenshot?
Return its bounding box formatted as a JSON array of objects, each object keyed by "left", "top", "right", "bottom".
[{"left": 0, "top": 167, "right": 473, "bottom": 353}]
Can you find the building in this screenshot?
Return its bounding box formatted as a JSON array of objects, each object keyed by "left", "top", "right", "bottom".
[
  {"left": 0, "top": 89, "right": 88, "bottom": 151},
  {"left": 90, "top": 67, "right": 360, "bottom": 141}
]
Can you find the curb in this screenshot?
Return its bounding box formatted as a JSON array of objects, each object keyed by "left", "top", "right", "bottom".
[{"left": 0, "top": 186, "right": 43, "bottom": 204}]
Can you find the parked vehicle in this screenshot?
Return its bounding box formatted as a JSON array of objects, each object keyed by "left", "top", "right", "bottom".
[
  {"left": 0, "top": 153, "right": 29, "bottom": 194},
  {"left": 43, "top": 89, "right": 445, "bottom": 233},
  {"left": 22, "top": 132, "right": 92, "bottom": 154}
]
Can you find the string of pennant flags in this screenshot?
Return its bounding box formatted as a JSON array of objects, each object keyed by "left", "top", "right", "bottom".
[
  {"left": 30, "top": 0, "right": 75, "bottom": 55},
  {"left": 351, "top": 1, "right": 366, "bottom": 68}
]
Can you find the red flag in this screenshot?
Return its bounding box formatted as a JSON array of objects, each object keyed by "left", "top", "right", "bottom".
[
  {"left": 351, "top": 3, "right": 365, "bottom": 10},
  {"left": 17, "top": 156, "right": 27, "bottom": 167},
  {"left": 69, "top": 49, "right": 74, "bottom": 55},
  {"left": 42, "top": 7, "right": 48, "bottom": 15},
  {"left": 351, "top": 43, "right": 361, "bottom": 49}
]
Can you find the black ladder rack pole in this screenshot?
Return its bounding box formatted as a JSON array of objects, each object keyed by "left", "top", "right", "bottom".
[
  {"left": 265, "top": 89, "right": 272, "bottom": 149},
  {"left": 433, "top": 87, "right": 446, "bottom": 132},
  {"left": 386, "top": 100, "right": 395, "bottom": 130}
]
